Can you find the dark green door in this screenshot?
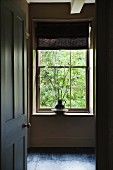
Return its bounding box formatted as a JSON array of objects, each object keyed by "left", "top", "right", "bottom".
[{"left": 1, "top": 0, "right": 28, "bottom": 169}]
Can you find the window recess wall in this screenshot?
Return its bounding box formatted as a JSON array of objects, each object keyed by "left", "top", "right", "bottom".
[{"left": 33, "top": 21, "right": 92, "bottom": 114}]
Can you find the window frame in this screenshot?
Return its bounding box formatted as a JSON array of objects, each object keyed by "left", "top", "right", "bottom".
[{"left": 36, "top": 49, "right": 89, "bottom": 113}]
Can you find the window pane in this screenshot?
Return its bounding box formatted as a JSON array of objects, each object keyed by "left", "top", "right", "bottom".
[
  {"left": 56, "top": 68, "right": 70, "bottom": 101},
  {"left": 39, "top": 50, "right": 55, "bottom": 66},
  {"left": 40, "top": 67, "right": 70, "bottom": 108},
  {"left": 71, "top": 88, "right": 86, "bottom": 108},
  {"left": 40, "top": 88, "right": 56, "bottom": 108},
  {"left": 40, "top": 67, "right": 56, "bottom": 108},
  {"left": 55, "top": 50, "right": 70, "bottom": 66},
  {"left": 71, "top": 50, "right": 86, "bottom": 66},
  {"left": 71, "top": 68, "right": 86, "bottom": 108},
  {"left": 39, "top": 50, "right": 70, "bottom": 66},
  {"left": 63, "top": 89, "right": 70, "bottom": 108}
]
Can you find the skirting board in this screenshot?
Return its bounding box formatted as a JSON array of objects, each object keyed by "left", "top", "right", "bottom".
[{"left": 28, "top": 147, "right": 95, "bottom": 154}]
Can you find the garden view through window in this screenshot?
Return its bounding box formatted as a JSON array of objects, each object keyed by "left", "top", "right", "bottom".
[{"left": 37, "top": 49, "right": 89, "bottom": 112}]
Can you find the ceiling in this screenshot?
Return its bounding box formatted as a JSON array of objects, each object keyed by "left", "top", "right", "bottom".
[{"left": 26, "top": 0, "right": 95, "bottom": 13}]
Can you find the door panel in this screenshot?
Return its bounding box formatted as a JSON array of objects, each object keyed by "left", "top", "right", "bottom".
[
  {"left": 4, "top": 7, "right": 14, "bottom": 122},
  {"left": 14, "top": 15, "right": 24, "bottom": 116},
  {"left": 15, "top": 137, "right": 26, "bottom": 170},
  {"left": 6, "top": 145, "right": 14, "bottom": 170},
  {"left": 1, "top": 1, "right": 27, "bottom": 170}
]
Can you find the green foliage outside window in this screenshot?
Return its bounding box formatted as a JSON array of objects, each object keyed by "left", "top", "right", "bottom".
[{"left": 38, "top": 50, "right": 87, "bottom": 109}]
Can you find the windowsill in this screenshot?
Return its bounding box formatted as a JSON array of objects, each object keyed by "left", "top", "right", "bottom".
[{"left": 32, "top": 112, "right": 94, "bottom": 116}]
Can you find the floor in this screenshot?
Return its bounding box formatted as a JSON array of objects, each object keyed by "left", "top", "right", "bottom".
[{"left": 27, "top": 148, "right": 95, "bottom": 170}]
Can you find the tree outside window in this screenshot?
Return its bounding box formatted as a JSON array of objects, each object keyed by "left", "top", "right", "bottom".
[{"left": 36, "top": 49, "right": 89, "bottom": 112}]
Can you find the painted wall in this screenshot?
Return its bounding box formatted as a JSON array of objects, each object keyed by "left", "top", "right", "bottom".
[
  {"left": 29, "top": 3, "right": 95, "bottom": 21},
  {"left": 31, "top": 115, "right": 95, "bottom": 147},
  {"left": 29, "top": 3, "right": 96, "bottom": 147}
]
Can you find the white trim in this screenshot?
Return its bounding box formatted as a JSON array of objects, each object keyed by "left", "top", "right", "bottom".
[
  {"left": 71, "top": 0, "right": 85, "bottom": 14},
  {"left": 26, "top": 0, "right": 30, "bottom": 3},
  {"left": 26, "top": 0, "right": 95, "bottom": 4},
  {"left": 33, "top": 113, "right": 94, "bottom": 116},
  {"left": 27, "top": 0, "right": 70, "bottom": 3},
  {"left": 85, "top": 0, "right": 95, "bottom": 3}
]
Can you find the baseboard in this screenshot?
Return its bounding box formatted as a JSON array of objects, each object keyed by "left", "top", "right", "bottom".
[{"left": 28, "top": 147, "right": 95, "bottom": 154}]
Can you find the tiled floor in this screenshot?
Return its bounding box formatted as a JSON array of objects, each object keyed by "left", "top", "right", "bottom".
[{"left": 27, "top": 149, "right": 95, "bottom": 170}]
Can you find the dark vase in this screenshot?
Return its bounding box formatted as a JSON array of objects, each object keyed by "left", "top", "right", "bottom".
[{"left": 55, "top": 99, "right": 65, "bottom": 109}]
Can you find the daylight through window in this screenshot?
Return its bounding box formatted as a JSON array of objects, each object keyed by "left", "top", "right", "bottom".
[{"left": 36, "top": 49, "right": 89, "bottom": 112}]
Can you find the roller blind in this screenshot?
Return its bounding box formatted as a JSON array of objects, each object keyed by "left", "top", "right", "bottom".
[{"left": 37, "top": 22, "right": 89, "bottom": 50}]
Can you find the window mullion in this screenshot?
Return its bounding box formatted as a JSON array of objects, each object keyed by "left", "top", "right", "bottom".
[
  {"left": 70, "top": 50, "right": 71, "bottom": 108},
  {"left": 54, "top": 50, "right": 57, "bottom": 103}
]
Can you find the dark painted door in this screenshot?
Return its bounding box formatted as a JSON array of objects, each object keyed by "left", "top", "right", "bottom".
[{"left": 1, "top": 0, "right": 28, "bottom": 169}]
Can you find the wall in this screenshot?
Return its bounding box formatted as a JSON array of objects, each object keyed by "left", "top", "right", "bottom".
[
  {"left": 29, "top": 3, "right": 96, "bottom": 147},
  {"left": 29, "top": 3, "right": 95, "bottom": 21},
  {"left": 31, "top": 115, "right": 95, "bottom": 147}
]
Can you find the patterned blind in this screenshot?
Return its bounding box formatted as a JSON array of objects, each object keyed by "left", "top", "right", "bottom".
[{"left": 37, "top": 22, "right": 89, "bottom": 50}]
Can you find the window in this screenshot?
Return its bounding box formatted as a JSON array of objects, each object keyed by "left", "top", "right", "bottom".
[
  {"left": 33, "top": 21, "right": 90, "bottom": 113},
  {"left": 36, "top": 49, "right": 89, "bottom": 112}
]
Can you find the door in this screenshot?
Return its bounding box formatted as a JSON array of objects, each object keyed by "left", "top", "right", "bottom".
[{"left": 1, "top": 0, "right": 28, "bottom": 169}]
